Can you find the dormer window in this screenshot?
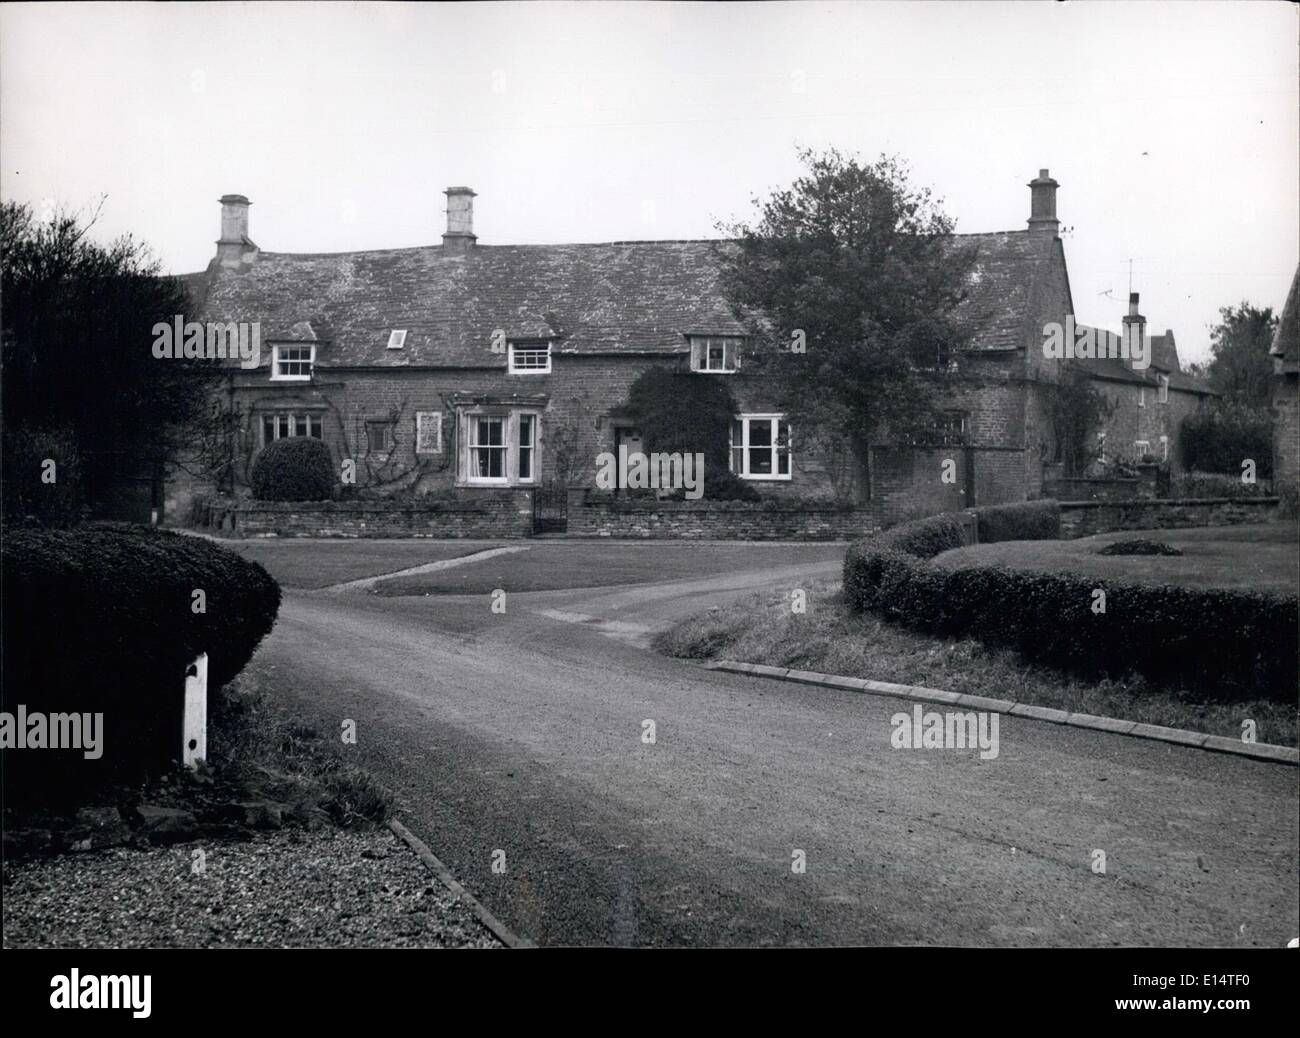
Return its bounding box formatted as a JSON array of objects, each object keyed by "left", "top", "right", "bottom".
[
  {"left": 508, "top": 340, "right": 551, "bottom": 374},
  {"left": 690, "top": 335, "right": 742, "bottom": 373},
  {"left": 387, "top": 330, "right": 407, "bottom": 350},
  {"left": 271, "top": 343, "right": 314, "bottom": 381}
]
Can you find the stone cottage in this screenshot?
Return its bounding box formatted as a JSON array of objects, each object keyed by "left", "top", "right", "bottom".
[
  {"left": 179, "top": 170, "right": 1090, "bottom": 531},
  {"left": 1074, "top": 294, "right": 1218, "bottom": 476}
]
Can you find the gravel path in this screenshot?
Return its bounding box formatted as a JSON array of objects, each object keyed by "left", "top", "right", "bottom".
[{"left": 2, "top": 827, "right": 500, "bottom": 949}]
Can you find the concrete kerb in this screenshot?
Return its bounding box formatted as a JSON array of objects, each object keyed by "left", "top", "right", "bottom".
[
  {"left": 388, "top": 818, "right": 532, "bottom": 949},
  {"left": 705, "top": 660, "right": 1298, "bottom": 765}
]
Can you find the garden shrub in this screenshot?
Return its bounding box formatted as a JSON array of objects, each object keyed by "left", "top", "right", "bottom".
[
  {"left": 251, "top": 437, "right": 335, "bottom": 501},
  {"left": 842, "top": 501, "right": 1297, "bottom": 700},
  {"left": 1170, "top": 471, "right": 1271, "bottom": 500},
  {"left": 1180, "top": 404, "right": 1273, "bottom": 478},
  {"left": 2, "top": 525, "right": 282, "bottom": 802},
  {"left": 1097, "top": 539, "right": 1183, "bottom": 557},
  {"left": 975, "top": 500, "right": 1061, "bottom": 543}
]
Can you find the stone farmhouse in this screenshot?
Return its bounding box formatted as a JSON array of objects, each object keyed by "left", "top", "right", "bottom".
[
  {"left": 1074, "top": 296, "right": 1218, "bottom": 475},
  {"left": 178, "top": 169, "right": 1210, "bottom": 533}
]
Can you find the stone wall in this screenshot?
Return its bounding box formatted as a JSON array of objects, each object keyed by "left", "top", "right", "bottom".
[
  {"left": 1043, "top": 471, "right": 1157, "bottom": 501},
  {"left": 1058, "top": 496, "right": 1279, "bottom": 539},
  {"left": 567, "top": 491, "right": 874, "bottom": 541},
  {"left": 200, "top": 491, "right": 533, "bottom": 538}
]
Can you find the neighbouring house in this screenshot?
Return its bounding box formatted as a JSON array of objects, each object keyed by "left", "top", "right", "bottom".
[
  {"left": 175, "top": 170, "right": 1089, "bottom": 531},
  {"left": 1271, "top": 264, "right": 1299, "bottom": 502},
  {"left": 1074, "top": 294, "right": 1218, "bottom": 476}
]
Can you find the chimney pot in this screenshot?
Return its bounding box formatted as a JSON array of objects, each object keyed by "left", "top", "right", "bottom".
[
  {"left": 443, "top": 186, "right": 477, "bottom": 253},
  {"left": 1027, "top": 169, "right": 1060, "bottom": 238},
  {"left": 216, "top": 194, "right": 254, "bottom": 268}
]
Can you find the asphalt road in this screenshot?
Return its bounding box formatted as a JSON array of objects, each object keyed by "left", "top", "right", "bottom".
[{"left": 245, "top": 545, "right": 1299, "bottom": 947}]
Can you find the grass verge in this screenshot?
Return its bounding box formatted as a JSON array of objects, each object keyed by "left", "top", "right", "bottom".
[{"left": 654, "top": 578, "right": 1297, "bottom": 748}]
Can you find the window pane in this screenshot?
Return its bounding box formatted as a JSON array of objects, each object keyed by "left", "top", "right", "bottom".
[
  {"left": 278, "top": 415, "right": 290, "bottom": 439},
  {"left": 518, "top": 415, "right": 533, "bottom": 447},
  {"left": 749, "top": 421, "right": 772, "bottom": 448},
  {"left": 310, "top": 417, "right": 322, "bottom": 438},
  {"left": 295, "top": 415, "right": 308, "bottom": 437},
  {"left": 263, "top": 416, "right": 274, "bottom": 443}
]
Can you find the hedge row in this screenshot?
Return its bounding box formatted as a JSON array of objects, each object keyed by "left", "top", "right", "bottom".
[
  {"left": 2, "top": 524, "right": 282, "bottom": 800},
  {"left": 844, "top": 501, "right": 1061, "bottom": 612},
  {"left": 843, "top": 500, "right": 1296, "bottom": 699}
]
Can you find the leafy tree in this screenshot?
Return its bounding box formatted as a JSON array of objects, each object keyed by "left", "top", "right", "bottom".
[
  {"left": 623, "top": 368, "right": 758, "bottom": 500},
  {"left": 1206, "top": 302, "right": 1277, "bottom": 407},
  {"left": 716, "top": 149, "right": 978, "bottom": 451},
  {"left": 1180, "top": 402, "right": 1273, "bottom": 478},
  {"left": 1, "top": 199, "right": 219, "bottom": 514}
]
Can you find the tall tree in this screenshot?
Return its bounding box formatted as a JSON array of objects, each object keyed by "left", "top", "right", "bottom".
[
  {"left": 717, "top": 149, "right": 977, "bottom": 452},
  {"left": 1, "top": 199, "right": 219, "bottom": 511},
  {"left": 1206, "top": 302, "right": 1277, "bottom": 407}
]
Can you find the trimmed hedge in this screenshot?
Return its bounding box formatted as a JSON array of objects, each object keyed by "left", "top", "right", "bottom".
[
  {"left": 251, "top": 437, "right": 335, "bottom": 502},
  {"left": 975, "top": 500, "right": 1061, "bottom": 544},
  {"left": 842, "top": 501, "right": 1295, "bottom": 699},
  {"left": 2, "top": 525, "right": 282, "bottom": 800}
]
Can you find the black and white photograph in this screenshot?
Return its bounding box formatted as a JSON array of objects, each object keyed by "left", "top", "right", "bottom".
[{"left": 0, "top": 0, "right": 1296, "bottom": 1012}]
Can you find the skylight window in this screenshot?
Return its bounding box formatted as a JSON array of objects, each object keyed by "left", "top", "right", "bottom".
[{"left": 387, "top": 330, "right": 407, "bottom": 350}]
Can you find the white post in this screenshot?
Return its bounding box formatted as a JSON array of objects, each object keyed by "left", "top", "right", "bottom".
[{"left": 183, "top": 652, "right": 208, "bottom": 768}]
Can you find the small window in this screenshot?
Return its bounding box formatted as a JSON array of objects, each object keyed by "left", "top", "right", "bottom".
[
  {"left": 387, "top": 330, "right": 407, "bottom": 350},
  {"left": 1097, "top": 431, "right": 1106, "bottom": 464},
  {"left": 691, "top": 336, "right": 742, "bottom": 373},
  {"left": 730, "top": 415, "right": 792, "bottom": 480},
  {"left": 1158, "top": 376, "right": 1169, "bottom": 404},
  {"left": 1138, "top": 387, "right": 1145, "bottom": 408},
  {"left": 271, "top": 344, "right": 314, "bottom": 380},
  {"left": 508, "top": 341, "right": 551, "bottom": 374},
  {"left": 1159, "top": 435, "right": 1169, "bottom": 462},
  {"left": 367, "top": 420, "right": 394, "bottom": 453},
  {"left": 415, "top": 411, "right": 442, "bottom": 454},
  {"left": 1135, "top": 440, "right": 1150, "bottom": 455},
  {"left": 261, "top": 412, "right": 322, "bottom": 445}
]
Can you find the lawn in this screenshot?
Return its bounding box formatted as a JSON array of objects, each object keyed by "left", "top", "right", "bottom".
[
  {"left": 655, "top": 579, "right": 1297, "bottom": 747},
  {"left": 219, "top": 539, "right": 500, "bottom": 589},
  {"left": 931, "top": 523, "right": 1299, "bottom": 593},
  {"left": 371, "top": 541, "right": 845, "bottom": 595}
]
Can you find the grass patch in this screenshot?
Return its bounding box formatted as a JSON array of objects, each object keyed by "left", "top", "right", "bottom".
[
  {"left": 373, "top": 541, "right": 844, "bottom": 595},
  {"left": 932, "top": 523, "right": 1298, "bottom": 593},
  {"left": 655, "top": 578, "right": 1297, "bottom": 748},
  {"left": 221, "top": 539, "right": 499, "bottom": 589},
  {"left": 206, "top": 674, "right": 394, "bottom": 827}
]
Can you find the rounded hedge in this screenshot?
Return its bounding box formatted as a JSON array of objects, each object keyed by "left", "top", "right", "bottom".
[
  {"left": 251, "top": 436, "right": 335, "bottom": 501},
  {"left": 2, "top": 524, "right": 282, "bottom": 800},
  {"left": 843, "top": 500, "right": 1296, "bottom": 700}
]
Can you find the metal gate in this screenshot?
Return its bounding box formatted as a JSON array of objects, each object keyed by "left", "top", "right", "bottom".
[{"left": 532, "top": 480, "right": 568, "bottom": 534}]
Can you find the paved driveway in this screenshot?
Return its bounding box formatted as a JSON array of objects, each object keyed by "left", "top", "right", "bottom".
[{"left": 244, "top": 542, "right": 1298, "bottom": 947}]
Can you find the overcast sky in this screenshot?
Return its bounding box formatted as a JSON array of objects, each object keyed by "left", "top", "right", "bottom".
[{"left": 2, "top": 1, "right": 1295, "bottom": 364}]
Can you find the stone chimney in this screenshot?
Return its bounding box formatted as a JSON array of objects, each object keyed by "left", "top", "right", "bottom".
[
  {"left": 1027, "top": 169, "right": 1059, "bottom": 238},
  {"left": 1123, "top": 291, "right": 1147, "bottom": 364},
  {"left": 443, "top": 186, "right": 477, "bottom": 253},
  {"left": 216, "top": 194, "right": 256, "bottom": 268}
]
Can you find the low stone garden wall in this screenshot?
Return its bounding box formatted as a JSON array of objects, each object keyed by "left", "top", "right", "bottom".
[
  {"left": 566, "top": 490, "right": 875, "bottom": 541},
  {"left": 197, "top": 493, "right": 533, "bottom": 538},
  {"left": 1058, "top": 496, "right": 1279, "bottom": 539}
]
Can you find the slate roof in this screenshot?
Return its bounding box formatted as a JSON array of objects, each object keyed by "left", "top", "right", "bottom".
[
  {"left": 1071, "top": 325, "right": 1216, "bottom": 396},
  {"left": 191, "top": 227, "right": 1054, "bottom": 369},
  {"left": 947, "top": 230, "right": 1056, "bottom": 352},
  {"left": 1271, "top": 264, "right": 1298, "bottom": 368}
]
